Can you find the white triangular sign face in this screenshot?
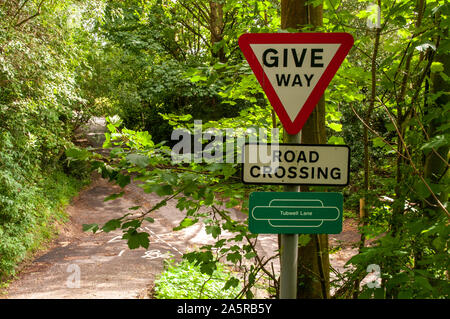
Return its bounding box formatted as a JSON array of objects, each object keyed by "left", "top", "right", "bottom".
[
  {"left": 249, "top": 43, "right": 340, "bottom": 122},
  {"left": 239, "top": 33, "right": 354, "bottom": 134}
]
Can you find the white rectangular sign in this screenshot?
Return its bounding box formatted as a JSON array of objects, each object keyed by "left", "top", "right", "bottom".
[{"left": 242, "top": 143, "right": 350, "bottom": 186}]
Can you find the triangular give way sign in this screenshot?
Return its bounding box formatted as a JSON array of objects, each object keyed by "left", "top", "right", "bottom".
[{"left": 238, "top": 33, "right": 354, "bottom": 135}]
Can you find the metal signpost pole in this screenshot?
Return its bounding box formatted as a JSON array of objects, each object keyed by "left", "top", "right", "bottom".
[{"left": 279, "top": 132, "right": 300, "bottom": 299}]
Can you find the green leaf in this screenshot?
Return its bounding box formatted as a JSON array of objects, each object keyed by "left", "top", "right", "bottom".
[
  {"left": 414, "top": 179, "right": 431, "bottom": 199},
  {"left": 104, "top": 191, "right": 125, "bottom": 202},
  {"left": 430, "top": 62, "right": 444, "bottom": 73},
  {"left": 420, "top": 135, "right": 449, "bottom": 154},
  {"left": 109, "top": 147, "right": 124, "bottom": 157},
  {"left": 82, "top": 223, "right": 99, "bottom": 233},
  {"left": 398, "top": 290, "right": 413, "bottom": 299},
  {"left": 373, "top": 288, "right": 385, "bottom": 299},
  {"left": 244, "top": 251, "right": 257, "bottom": 259},
  {"left": 126, "top": 153, "right": 149, "bottom": 168},
  {"left": 122, "top": 231, "right": 150, "bottom": 249},
  {"left": 102, "top": 219, "right": 122, "bottom": 232},
  {"left": 214, "top": 239, "right": 226, "bottom": 248},
  {"left": 144, "top": 184, "right": 173, "bottom": 196},
  {"left": 328, "top": 122, "right": 342, "bottom": 132},
  {"left": 298, "top": 234, "right": 311, "bottom": 247},
  {"left": 223, "top": 277, "right": 240, "bottom": 290},
  {"left": 414, "top": 275, "right": 433, "bottom": 292},
  {"left": 213, "top": 62, "right": 227, "bottom": 70},
  {"left": 173, "top": 218, "right": 198, "bottom": 231},
  {"left": 116, "top": 174, "right": 131, "bottom": 188},
  {"left": 328, "top": 136, "right": 345, "bottom": 145},
  {"left": 226, "top": 251, "right": 242, "bottom": 263},
  {"left": 200, "top": 262, "right": 217, "bottom": 276},
  {"left": 372, "top": 136, "right": 386, "bottom": 148},
  {"left": 432, "top": 237, "right": 445, "bottom": 250},
  {"left": 205, "top": 225, "right": 221, "bottom": 238},
  {"left": 358, "top": 288, "right": 374, "bottom": 299},
  {"left": 144, "top": 217, "right": 155, "bottom": 223},
  {"left": 179, "top": 114, "right": 193, "bottom": 121},
  {"left": 159, "top": 172, "right": 178, "bottom": 185},
  {"left": 65, "top": 147, "right": 91, "bottom": 161},
  {"left": 121, "top": 219, "right": 141, "bottom": 230},
  {"left": 103, "top": 133, "right": 112, "bottom": 148},
  {"left": 190, "top": 75, "right": 207, "bottom": 83},
  {"left": 156, "top": 184, "right": 173, "bottom": 196},
  {"left": 184, "top": 251, "right": 216, "bottom": 276}
]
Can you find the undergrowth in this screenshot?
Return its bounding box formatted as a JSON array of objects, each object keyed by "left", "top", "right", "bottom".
[
  {"left": 153, "top": 258, "right": 242, "bottom": 299},
  {"left": 0, "top": 168, "right": 89, "bottom": 281}
]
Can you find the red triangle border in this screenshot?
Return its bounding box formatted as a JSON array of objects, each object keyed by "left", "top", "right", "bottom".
[{"left": 238, "top": 33, "right": 354, "bottom": 135}]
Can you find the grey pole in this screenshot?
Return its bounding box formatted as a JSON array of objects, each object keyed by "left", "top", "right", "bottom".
[{"left": 279, "top": 132, "right": 300, "bottom": 299}]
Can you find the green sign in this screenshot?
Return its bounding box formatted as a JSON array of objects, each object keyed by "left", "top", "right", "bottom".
[{"left": 249, "top": 192, "right": 343, "bottom": 234}]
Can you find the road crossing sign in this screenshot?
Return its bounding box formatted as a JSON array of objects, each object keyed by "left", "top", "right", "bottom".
[{"left": 242, "top": 143, "right": 350, "bottom": 186}]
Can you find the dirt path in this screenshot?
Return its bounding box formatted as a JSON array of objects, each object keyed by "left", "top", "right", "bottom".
[
  {"left": 1, "top": 118, "right": 361, "bottom": 299},
  {"left": 0, "top": 175, "right": 258, "bottom": 298},
  {"left": 1, "top": 175, "right": 359, "bottom": 299}
]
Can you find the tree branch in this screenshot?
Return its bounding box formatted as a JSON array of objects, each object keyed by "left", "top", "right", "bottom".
[
  {"left": 14, "top": 0, "right": 45, "bottom": 28},
  {"left": 378, "top": 97, "right": 450, "bottom": 218},
  {"left": 12, "top": 0, "right": 30, "bottom": 22}
]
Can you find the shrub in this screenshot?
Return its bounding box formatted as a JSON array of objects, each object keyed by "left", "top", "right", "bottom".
[{"left": 153, "top": 258, "right": 242, "bottom": 299}]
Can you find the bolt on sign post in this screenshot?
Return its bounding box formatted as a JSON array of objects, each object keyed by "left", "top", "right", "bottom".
[{"left": 238, "top": 32, "right": 353, "bottom": 299}]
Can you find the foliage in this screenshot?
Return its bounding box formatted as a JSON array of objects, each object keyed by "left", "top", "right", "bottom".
[
  {"left": 153, "top": 258, "right": 242, "bottom": 299},
  {"left": 2, "top": 0, "right": 449, "bottom": 299},
  {"left": 323, "top": 0, "right": 450, "bottom": 299},
  {"left": 92, "top": 0, "right": 283, "bottom": 143},
  {"left": 64, "top": 0, "right": 450, "bottom": 300},
  {"left": 69, "top": 115, "right": 280, "bottom": 298},
  {"left": 0, "top": 0, "right": 100, "bottom": 279},
  {"left": 0, "top": 169, "right": 88, "bottom": 279}
]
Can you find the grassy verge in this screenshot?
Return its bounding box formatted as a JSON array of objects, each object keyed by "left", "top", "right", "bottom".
[
  {"left": 0, "top": 168, "right": 90, "bottom": 284},
  {"left": 153, "top": 258, "right": 242, "bottom": 299}
]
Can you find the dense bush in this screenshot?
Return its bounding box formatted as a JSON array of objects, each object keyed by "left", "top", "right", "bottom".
[
  {"left": 154, "top": 258, "right": 242, "bottom": 299},
  {"left": 0, "top": 0, "right": 99, "bottom": 279},
  {"left": 95, "top": 0, "right": 255, "bottom": 144},
  {"left": 0, "top": 169, "right": 87, "bottom": 279}
]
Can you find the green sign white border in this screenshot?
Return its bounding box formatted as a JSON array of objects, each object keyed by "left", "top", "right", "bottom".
[{"left": 248, "top": 192, "right": 343, "bottom": 234}]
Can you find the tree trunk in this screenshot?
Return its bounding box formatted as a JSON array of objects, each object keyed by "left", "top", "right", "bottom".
[
  {"left": 281, "top": 0, "right": 330, "bottom": 299},
  {"left": 423, "top": 17, "right": 449, "bottom": 215},
  {"left": 392, "top": 0, "right": 426, "bottom": 236},
  {"left": 209, "top": 0, "right": 226, "bottom": 63},
  {"left": 298, "top": 96, "right": 330, "bottom": 299},
  {"left": 354, "top": 1, "right": 382, "bottom": 297}
]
